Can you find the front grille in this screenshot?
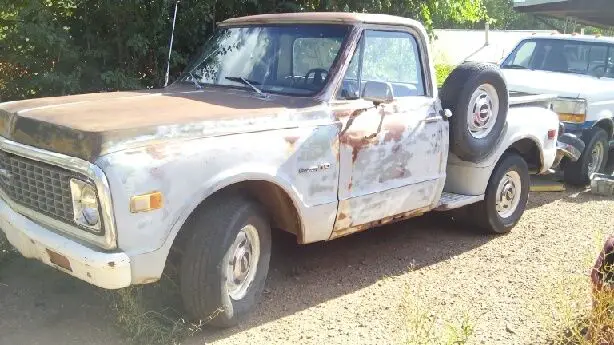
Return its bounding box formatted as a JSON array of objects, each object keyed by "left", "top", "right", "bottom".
[{"left": 0, "top": 150, "right": 76, "bottom": 225}]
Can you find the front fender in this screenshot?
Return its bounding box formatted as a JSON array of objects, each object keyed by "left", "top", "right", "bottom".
[{"left": 96, "top": 124, "right": 340, "bottom": 284}]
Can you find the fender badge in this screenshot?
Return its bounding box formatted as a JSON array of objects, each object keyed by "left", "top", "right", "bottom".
[{"left": 299, "top": 163, "right": 331, "bottom": 174}]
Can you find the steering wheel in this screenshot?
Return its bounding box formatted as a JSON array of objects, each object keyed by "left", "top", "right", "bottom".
[{"left": 303, "top": 68, "right": 329, "bottom": 87}]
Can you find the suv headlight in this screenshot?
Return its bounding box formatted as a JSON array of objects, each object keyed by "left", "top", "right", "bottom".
[
  {"left": 551, "top": 98, "right": 587, "bottom": 123},
  {"left": 69, "top": 178, "right": 102, "bottom": 232}
]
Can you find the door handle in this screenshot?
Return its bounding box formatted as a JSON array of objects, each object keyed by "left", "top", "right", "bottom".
[{"left": 424, "top": 116, "right": 441, "bottom": 123}]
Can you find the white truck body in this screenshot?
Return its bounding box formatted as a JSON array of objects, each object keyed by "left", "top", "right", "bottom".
[{"left": 0, "top": 13, "right": 561, "bottom": 293}]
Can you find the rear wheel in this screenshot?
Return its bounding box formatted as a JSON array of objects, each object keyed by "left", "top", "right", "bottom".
[
  {"left": 564, "top": 127, "right": 609, "bottom": 186},
  {"left": 468, "top": 153, "right": 530, "bottom": 234},
  {"left": 180, "top": 195, "right": 271, "bottom": 327}
]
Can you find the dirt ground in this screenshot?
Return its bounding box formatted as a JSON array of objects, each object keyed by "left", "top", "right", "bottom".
[{"left": 1, "top": 188, "right": 612, "bottom": 345}]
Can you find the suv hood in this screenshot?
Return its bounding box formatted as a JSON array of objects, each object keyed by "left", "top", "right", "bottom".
[
  {"left": 0, "top": 86, "right": 326, "bottom": 162},
  {"left": 502, "top": 69, "right": 613, "bottom": 100}
]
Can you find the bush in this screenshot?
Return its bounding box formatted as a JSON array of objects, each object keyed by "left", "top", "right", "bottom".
[
  {"left": 0, "top": 1, "right": 486, "bottom": 102},
  {"left": 435, "top": 64, "right": 455, "bottom": 88}
]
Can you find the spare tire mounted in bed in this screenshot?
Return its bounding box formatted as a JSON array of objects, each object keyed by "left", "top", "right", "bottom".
[{"left": 440, "top": 62, "right": 509, "bottom": 163}]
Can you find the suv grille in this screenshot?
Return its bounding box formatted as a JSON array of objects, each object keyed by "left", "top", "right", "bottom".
[{"left": 0, "top": 150, "right": 75, "bottom": 225}]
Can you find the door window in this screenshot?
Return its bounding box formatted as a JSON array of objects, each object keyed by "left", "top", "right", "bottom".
[{"left": 337, "top": 30, "right": 425, "bottom": 99}]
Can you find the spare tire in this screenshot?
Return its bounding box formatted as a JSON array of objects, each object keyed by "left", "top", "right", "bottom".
[{"left": 440, "top": 62, "right": 509, "bottom": 163}]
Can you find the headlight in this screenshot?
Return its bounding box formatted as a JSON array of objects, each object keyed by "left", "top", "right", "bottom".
[
  {"left": 551, "top": 98, "right": 587, "bottom": 123},
  {"left": 69, "top": 178, "right": 102, "bottom": 232}
]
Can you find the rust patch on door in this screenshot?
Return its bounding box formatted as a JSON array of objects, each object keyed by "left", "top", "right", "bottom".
[
  {"left": 331, "top": 206, "right": 429, "bottom": 240},
  {"left": 383, "top": 121, "right": 406, "bottom": 143},
  {"left": 340, "top": 132, "right": 375, "bottom": 163}
]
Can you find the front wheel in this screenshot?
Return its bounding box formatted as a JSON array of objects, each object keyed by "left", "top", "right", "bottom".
[
  {"left": 564, "top": 127, "right": 609, "bottom": 186},
  {"left": 180, "top": 196, "right": 272, "bottom": 327},
  {"left": 469, "top": 152, "right": 530, "bottom": 234}
]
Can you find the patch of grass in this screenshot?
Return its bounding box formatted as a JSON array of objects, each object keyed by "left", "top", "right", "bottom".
[
  {"left": 532, "top": 232, "right": 614, "bottom": 345},
  {"left": 109, "top": 274, "right": 220, "bottom": 345},
  {"left": 403, "top": 285, "right": 476, "bottom": 345},
  {"left": 435, "top": 63, "right": 455, "bottom": 88}
]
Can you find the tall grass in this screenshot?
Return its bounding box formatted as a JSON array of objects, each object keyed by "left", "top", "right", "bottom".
[
  {"left": 531, "top": 232, "right": 614, "bottom": 345},
  {"left": 403, "top": 283, "right": 476, "bottom": 345},
  {"left": 109, "top": 275, "right": 219, "bottom": 345}
]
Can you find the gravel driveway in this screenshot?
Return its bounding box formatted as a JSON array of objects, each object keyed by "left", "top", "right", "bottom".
[{"left": 0, "top": 188, "right": 612, "bottom": 345}]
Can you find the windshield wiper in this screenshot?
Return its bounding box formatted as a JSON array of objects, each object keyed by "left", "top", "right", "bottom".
[
  {"left": 501, "top": 64, "right": 528, "bottom": 70},
  {"left": 225, "top": 76, "right": 264, "bottom": 95}
]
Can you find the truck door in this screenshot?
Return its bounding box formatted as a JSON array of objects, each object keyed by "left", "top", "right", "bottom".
[{"left": 331, "top": 28, "right": 447, "bottom": 237}]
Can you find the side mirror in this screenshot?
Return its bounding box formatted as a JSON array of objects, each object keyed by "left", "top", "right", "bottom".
[{"left": 362, "top": 81, "right": 394, "bottom": 105}]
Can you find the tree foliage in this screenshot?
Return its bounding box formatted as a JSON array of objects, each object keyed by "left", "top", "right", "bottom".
[{"left": 0, "top": 0, "right": 489, "bottom": 101}]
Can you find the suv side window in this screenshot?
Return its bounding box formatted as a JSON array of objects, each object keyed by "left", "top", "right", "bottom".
[{"left": 337, "top": 30, "right": 425, "bottom": 99}]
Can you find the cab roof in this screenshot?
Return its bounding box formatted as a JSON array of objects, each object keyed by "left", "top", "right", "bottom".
[
  {"left": 523, "top": 33, "right": 614, "bottom": 44},
  {"left": 219, "top": 12, "right": 423, "bottom": 29}
]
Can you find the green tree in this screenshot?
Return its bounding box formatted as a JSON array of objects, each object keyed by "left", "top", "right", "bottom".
[{"left": 0, "top": 0, "right": 486, "bottom": 102}]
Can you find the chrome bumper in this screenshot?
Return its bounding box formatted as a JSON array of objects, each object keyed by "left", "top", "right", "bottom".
[{"left": 0, "top": 197, "right": 131, "bottom": 289}]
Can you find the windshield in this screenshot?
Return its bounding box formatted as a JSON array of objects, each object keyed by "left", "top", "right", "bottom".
[
  {"left": 502, "top": 38, "right": 614, "bottom": 78},
  {"left": 179, "top": 24, "right": 351, "bottom": 96}
]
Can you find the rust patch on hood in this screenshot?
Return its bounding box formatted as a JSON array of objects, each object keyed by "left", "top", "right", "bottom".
[
  {"left": 0, "top": 86, "right": 325, "bottom": 161},
  {"left": 284, "top": 136, "right": 300, "bottom": 146}
]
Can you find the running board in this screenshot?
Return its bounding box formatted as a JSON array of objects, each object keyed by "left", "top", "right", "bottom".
[{"left": 435, "top": 192, "right": 484, "bottom": 211}]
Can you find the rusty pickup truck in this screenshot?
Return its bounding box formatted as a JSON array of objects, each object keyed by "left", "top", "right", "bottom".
[{"left": 0, "top": 12, "right": 569, "bottom": 326}]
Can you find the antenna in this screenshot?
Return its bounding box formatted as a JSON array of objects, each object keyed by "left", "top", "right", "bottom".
[{"left": 165, "top": 1, "right": 180, "bottom": 88}]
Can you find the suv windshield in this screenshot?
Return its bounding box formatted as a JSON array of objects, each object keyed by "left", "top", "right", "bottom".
[
  {"left": 502, "top": 38, "right": 614, "bottom": 78},
  {"left": 179, "top": 24, "right": 351, "bottom": 96}
]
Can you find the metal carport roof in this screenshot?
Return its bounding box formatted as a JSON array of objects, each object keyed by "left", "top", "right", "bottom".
[{"left": 513, "top": 0, "right": 614, "bottom": 28}]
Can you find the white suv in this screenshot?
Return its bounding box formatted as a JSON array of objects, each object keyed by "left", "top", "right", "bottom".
[{"left": 501, "top": 34, "right": 614, "bottom": 184}]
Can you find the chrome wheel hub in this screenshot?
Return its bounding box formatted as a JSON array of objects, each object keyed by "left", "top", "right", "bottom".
[
  {"left": 496, "top": 171, "right": 522, "bottom": 218},
  {"left": 226, "top": 224, "right": 260, "bottom": 300},
  {"left": 468, "top": 84, "right": 500, "bottom": 139},
  {"left": 588, "top": 141, "right": 605, "bottom": 176}
]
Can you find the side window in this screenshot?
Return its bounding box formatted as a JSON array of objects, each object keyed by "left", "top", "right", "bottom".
[
  {"left": 337, "top": 30, "right": 425, "bottom": 100},
  {"left": 607, "top": 46, "right": 614, "bottom": 78},
  {"left": 292, "top": 37, "right": 342, "bottom": 77},
  {"left": 362, "top": 30, "right": 425, "bottom": 97},
  {"left": 587, "top": 45, "right": 608, "bottom": 76},
  {"left": 510, "top": 41, "right": 537, "bottom": 67}
]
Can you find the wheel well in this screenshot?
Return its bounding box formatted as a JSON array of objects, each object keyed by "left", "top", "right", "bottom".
[
  {"left": 180, "top": 180, "right": 302, "bottom": 242},
  {"left": 507, "top": 138, "right": 541, "bottom": 172},
  {"left": 595, "top": 119, "right": 614, "bottom": 140}
]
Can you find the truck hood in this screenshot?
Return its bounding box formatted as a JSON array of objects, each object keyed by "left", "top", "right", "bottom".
[
  {"left": 0, "top": 86, "right": 327, "bottom": 162},
  {"left": 502, "top": 69, "right": 614, "bottom": 100}
]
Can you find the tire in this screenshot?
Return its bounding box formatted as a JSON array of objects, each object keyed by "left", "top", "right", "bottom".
[
  {"left": 440, "top": 62, "right": 509, "bottom": 163},
  {"left": 558, "top": 133, "right": 586, "bottom": 153},
  {"left": 564, "top": 127, "right": 609, "bottom": 186},
  {"left": 179, "top": 195, "right": 272, "bottom": 327},
  {"left": 604, "top": 147, "right": 614, "bottom": 175},
  {"left": 468, "top": 152, "right": 530, "bottom": 234}
]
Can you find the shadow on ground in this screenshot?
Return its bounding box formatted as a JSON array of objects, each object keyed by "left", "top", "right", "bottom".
[{"left": 0, "top": 189, "right": 595, "bottom": 345}]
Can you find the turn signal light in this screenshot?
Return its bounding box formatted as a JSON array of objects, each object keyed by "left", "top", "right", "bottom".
[
  {"left": 130, "top": 192, "right": 163, "bottom": 213},
  {"left": 558, "top": 113, "right": 586, "bottom": 123}
]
